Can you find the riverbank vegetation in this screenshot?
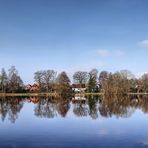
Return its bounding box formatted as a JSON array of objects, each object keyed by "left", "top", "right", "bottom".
[{"left": 0, "top": 66, "right": 147, "bottom": 96}]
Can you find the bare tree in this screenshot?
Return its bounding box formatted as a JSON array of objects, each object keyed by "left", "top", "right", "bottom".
[
  {"left": 8, "top": 66, "right": 23, "bottom": 93},
  {"left": 141, "top": 73, "right": 148, "bottom": 92},
  {"left": 73, "top": 71, "right": 88, "bottom": 84},
  {"left": 42, "top": 70, "right": 57, "bottom": 92},
  {"left": 99, "top": 70, "right": 135, "bottom": 95},
  {"left": 119, "top": 70, "right": 135, "bottom": 79},
  {"left": 34, "top": 70, "right": 57, "bottom": 92},
  {"left": 99, "top": 71, "right": 109, "bottom": 93},
  {"left": 0, "top": 68, "right": 8, "bottom": 93},
  {"left": 34, "top": 71, "right": 44, "bottom": 91}
]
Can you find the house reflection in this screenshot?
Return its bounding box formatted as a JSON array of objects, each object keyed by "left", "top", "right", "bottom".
[{"left": 27, "top": 96, "right": 40, "bottom": 104}]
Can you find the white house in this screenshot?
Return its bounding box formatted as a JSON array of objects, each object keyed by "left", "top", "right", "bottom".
[{"left": 72, "top": 84, "right": 86, "bottom": 93}]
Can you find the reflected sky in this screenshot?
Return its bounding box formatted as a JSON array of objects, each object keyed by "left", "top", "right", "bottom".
[{"left": 0, "top": 95, "right": 148, "bottom": 148}]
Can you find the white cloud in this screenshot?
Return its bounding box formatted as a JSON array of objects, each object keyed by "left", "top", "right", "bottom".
[
  {"left": 97, "top": 49, "right": 125, "bottom": 57},
  {"left": 97, "top": 49, "right": 110, "bottom": 57},
  {"left": 139, "top": 39, "right": 148, "bottom": 47}
]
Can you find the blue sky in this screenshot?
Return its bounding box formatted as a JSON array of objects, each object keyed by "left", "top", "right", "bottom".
[{"left": 0, "top": 0, "right": 148, "bottom": 84}]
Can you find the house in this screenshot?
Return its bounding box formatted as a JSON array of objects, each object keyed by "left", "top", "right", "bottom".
[
  {"left": 25, "top": 84, "right": 32, "bottom": 91},
  {"left": 72, "top": 84, "right": 86, "bottom": 93},
  {"left": 25, "top": 84, "right": 40, "bottom": 92}
]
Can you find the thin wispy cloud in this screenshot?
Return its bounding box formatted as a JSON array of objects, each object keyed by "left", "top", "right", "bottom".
[
  {"left": 97, "top": 49, "right": 110, "bottom": 57},
  {"left": 97, "top": 49, "right": 125, "bottom": 57},
  {"left": 138, "top": 39, "right": 148, "bottom": 47}
]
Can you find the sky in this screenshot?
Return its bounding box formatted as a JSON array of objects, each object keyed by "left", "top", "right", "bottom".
[{"left": 0, "top": 0, "right": 148, "bottom": 84}]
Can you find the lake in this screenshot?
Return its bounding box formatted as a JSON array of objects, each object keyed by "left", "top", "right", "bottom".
[{"left": 0, "top": 95, "right": 148, "bottom": 148}]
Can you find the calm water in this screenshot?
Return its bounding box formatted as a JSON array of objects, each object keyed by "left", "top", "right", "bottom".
[{"left": 0, "top": 95, "right": 148, "bottom": 148}]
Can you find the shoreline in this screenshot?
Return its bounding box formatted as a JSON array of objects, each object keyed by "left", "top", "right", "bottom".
[
  {"left": 0, "top": 93, "right": 57, "bottom": 97},
  {"left": 0, "top": 92, "right": 147, "bottom": 97}
]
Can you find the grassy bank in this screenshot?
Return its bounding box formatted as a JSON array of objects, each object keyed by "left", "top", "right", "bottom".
[
  {"left": 0, "top": 92, "right": 147, "bottom": 97},
  {"left": 0, "top": 92, "right": 103, "bottom": 97},
  {"left": 77, "top": 93, "right": 103, "bottom": 95},
  {"left": 128, "top": 93, "right": 148, "bottom": 95},
  {"left": 0, "top": 93, "right": 57, "bottom": 97}
]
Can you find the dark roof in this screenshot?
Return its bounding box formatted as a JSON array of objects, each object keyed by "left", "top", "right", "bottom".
[{"left": 72, "top": 84, "right": 86, "bottom": 88}]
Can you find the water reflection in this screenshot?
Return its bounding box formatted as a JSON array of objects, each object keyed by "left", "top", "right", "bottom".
[
  {"left": 0, "top": 95, "right": 148, "bottom": 123},
  {"left": 99, "top": 95, "right": 135, "bottom": 118},
  {"left": 34, "top": 97, "right": 70, "bottom": 118},
  {"left": 0, "top": 97, "right": 24, "bottom": 123}
]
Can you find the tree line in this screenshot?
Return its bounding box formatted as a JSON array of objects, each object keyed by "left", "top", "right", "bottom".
[{"left": 0, "top": 66, "right": 147, "bottom": 94}]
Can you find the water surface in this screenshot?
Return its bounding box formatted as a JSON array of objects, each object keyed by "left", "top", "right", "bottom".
[{"left": 0, "top": 95, "right": 148, "bottom": 148}]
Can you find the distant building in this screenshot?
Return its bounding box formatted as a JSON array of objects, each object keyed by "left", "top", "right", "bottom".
[
  {"left": 25, "top": 84, "right": 40, "bottom": 92},
  {"left": 72, "top": 84, "right": 86, "bottom": 93}
]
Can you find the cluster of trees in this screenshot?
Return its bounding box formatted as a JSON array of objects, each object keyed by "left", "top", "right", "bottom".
[
  {"left": 72, "top": 69, "right": 148, "bottom": 95},
  {"left": 34, "top": 70, "right": 57, "bottom": 92},
  {"left": 98, "top": 70, "right": 148, "bottom": 95},
  {"left": 33, "top": 68, "right": 100, "bottom": 95},
  {"left": 73, "top": 69, "right": 99, "bottom": 92},
  {"left": 0, "top": 66, "right": 23, "bottom": 93},
  {"left": 34, "top": 70, "right": 71, "bottom": 96},
  {"left": 0, "top": 66, "right": 147, "bottom": 94},
  {"left": 73, "top": 69, "right": 148, "bottom": 95}
]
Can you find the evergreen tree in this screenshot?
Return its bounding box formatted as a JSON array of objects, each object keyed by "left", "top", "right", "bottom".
[{"left": 88, "top": 69, "right": 98, "bottom": 93}]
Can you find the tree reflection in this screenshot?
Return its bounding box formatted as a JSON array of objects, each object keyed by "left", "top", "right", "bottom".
[
  {"left": 0, "top": 95, "right": 148, "bottom": 123},
  {"left": 87, "top": 95, "right": 99, "bottom": 119},
  {"left": 34, "top": 97, "right": 57, "bottom": 118},
  {"left": 56, "top": 98, "right": 70, "bottom": 117},
  {"left": 73, "top": 104, "right": 89, "bottom": 117},
  {"left": 99, "top": 95, "right": 135, "bottom": 118},
  {"left": 34, "top": 96, "right": 70, "bottom": 118},
  {"left": 32, "top": 95, "right": 148, "bottom": 119},
  {"left": 134, "top": 95, "right": 148, "bottom": 113},
  {"left": 72, "top": 99, "right": 89, "bottom": 117},
  {"left": 72, "top": 95, "right": 101, "bottom": 119},
  {"left": 0, "top": 97, "right": 24, "bottom": 123},
  {"left": 72, "top": 95, "right": 148, "bottom": 119},
  {"left": 99, "top": 95, "right": 148, "bottom": 118}
]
